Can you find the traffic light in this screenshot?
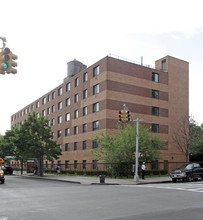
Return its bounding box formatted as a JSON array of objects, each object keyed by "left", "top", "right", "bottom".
[
  {"left": 0, "top": 47, "right": 10, "bottom": 74},
  {"left": 119, "top": 110, "right": 131, "bottom": 123},
  {"left": 126, "top": 110, "right": 131, "bottom": 122},
  {"left": 119, "top": 110, "right": 123, "bottom": 122},
  {"left": 6, "top": 50, "right": 17, "bottom": 74},
  {"left": 0, "top": 47, "right": 17, "bottom": 74}
]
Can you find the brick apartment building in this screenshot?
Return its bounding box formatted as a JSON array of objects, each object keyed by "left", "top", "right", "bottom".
[{"left": 11, "top": 55, "right": 189, "bottom": 169}]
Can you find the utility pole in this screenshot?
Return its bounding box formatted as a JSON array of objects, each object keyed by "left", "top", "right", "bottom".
[{"left": 123, "top": 104, "right": 143, "bottom": 182}]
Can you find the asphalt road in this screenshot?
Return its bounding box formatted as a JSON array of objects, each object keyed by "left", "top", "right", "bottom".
[{"left": 0, "top": 176, "right": 203, "bottom": 220}]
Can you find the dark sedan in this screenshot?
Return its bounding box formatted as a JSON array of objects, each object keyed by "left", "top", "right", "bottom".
[{"left": 3, "top": 166, "right": 13, "bottom": 175}]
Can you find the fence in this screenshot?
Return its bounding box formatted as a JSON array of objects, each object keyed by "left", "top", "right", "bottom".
[{"left": 12, "top": 161, "right": 203, "bottom": 174}]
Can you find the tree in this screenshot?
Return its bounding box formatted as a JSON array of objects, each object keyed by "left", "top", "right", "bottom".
[
  {"left": 19, "top": 112, "right": 62, "bottom": 176},
  {"left": 172, "top": 116, "right": 203, "bottom": 162},
  {"left": 0, "top": 112, "right": 62, "bottom": 176},
  {"left": 172, "top": 115, "right": 190, "bottom": 162},
  {"left": 189, "top": 119, "right": 203, "bottom": 161},
  {"left": 0, "top": 130, "right": 15, "bottom": 159},
  {"left": 91, "top": 124, "right": 165, "bottom": 176}
]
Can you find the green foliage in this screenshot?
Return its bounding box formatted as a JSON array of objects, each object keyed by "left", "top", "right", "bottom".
[
  {"left": 189, "top": 118, "right": 203, "bottom": 161},
  {"left": 0, "top": 128, "right": 17, "bottom": 158},
  {"left": 0, "top": 112, "right": 62, "bottom": 175},
  {"left": 20, "top": 112, "right": 62, "bottom": 161},
  {"left": 91, "top": 124, "right": 165, "bottom": 176}
]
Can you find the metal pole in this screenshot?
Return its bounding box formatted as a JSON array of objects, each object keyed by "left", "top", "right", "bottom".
[
  {"left": 0, "top": 37, "right": 6, "bottom": 48},
  {"left": 134, "top": 118, "right": 139, "bottom": 182},
  {"left": 123, "top": 104, "right": 143, "bottom": 182}
]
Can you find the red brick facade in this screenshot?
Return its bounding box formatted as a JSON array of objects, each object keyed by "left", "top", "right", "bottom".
[{"left": 11, "top": 55, "right": 189, "bottom": 165}]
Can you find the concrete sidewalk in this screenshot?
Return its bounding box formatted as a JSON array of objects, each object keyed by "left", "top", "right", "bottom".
[{"left": 13, "top": 171, "right": 171, "bottom": 185}]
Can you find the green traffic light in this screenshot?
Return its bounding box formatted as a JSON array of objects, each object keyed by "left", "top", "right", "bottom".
[{"left": 3, "top": 63, "right": 9, "bottom": 70}]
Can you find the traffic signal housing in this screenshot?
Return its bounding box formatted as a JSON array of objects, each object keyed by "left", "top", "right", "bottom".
[
  {"left": 6, "top": 50, "right": 17, "bottom": 74},
  {"left": 0, "top": 47, "right": 17, "bottom": 74},
  {"left": 119, "top": 110, "right": 131, "bottom": 123},
  {"left": 0, "top": 47, "right": 10, "bottom": 74},
  {"left": 119, "top": 110, "right": 123, "bottom": 122},
  {"left": 126, "top": 110, "right": 131, "bottom": 122}
]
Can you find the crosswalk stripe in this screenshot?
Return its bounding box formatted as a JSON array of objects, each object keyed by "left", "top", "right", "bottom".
[{"left": 119, "top": 182, "right": 203, "bottom": 193}]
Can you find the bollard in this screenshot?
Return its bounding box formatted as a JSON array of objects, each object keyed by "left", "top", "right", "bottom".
[{"left": 99, "top": 175, "right": 105, "bottom": 183}]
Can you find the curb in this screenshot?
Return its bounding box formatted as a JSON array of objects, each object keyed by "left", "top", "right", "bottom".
[
  {"left": 13, "top": 174, "right": 82, "bottom": 184},
  {"left": 136, "top": 180, "right": 172, "bottom": 185},
  {"left": 13, "top": 173, "right": 172, "bottom": 185}
]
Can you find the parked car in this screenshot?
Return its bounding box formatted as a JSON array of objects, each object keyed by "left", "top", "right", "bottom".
[
  {"left": 3, "top": 165, "right": 13, "bottom": 175},
  {"left": 0, "top": 166, "right": 5, "bottom": 184},
  {"left": 170, "top": 163, "right": 203, "bottom": 183}
]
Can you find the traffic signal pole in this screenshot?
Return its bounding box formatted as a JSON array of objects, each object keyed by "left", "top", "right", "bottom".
[{"left": 123, "top": 104, "right": 143, "bottom": 182}]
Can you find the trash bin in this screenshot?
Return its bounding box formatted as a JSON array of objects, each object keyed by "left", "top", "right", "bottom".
[{"left": 99, "top": 175, "right": 105, "bottom": 183}]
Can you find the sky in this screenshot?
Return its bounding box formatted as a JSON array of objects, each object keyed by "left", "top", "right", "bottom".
[{"left": 0, "top": 0, "right": 203, "bottom": 134}]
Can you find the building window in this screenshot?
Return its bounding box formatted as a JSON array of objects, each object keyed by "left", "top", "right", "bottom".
[
  {"left": 36, "top": 101, "right": 39, "bottom": 108},
  {"left": 58, "top": 102, "right": 62, "bottom": 110},
  {"left": 52, "top": 105, "right": 55, "bottom": 113},
  {"left": 92, "top": 141, "right": 98, "bottom": 149},
  {"left": 57, "top": 130, "right": 62, "bottom": 138},
  {"left": 83, "top": 106, "right": 87, "bottom": 116},
  {"left": 162, "top": 59, "right": 166, "bottom": 71},
  {"left": 83, "top": 160, "right": 87, "bottom": 169},
  {"left": 152, "top": 90, "right": 159, "bottom": 99},
  {"left": 51, "top": 132, "right": 54, "bottom": 139},
  {"left": 152, "top": 107, "right": 159, "bottom": 116},
  {"left": 74, "top": 126, "right": 78, "bottom": 135},
  {"left": 65, "top": 143, "right": 70, "bottom": 151},
  {"left": 66, "top": 82, "right": 71, "bottom": 92},
  {"left": 74, "top": 160, "right": 77, "bottom": 169},
  {"left": 75, "top": 77, "right": 79, "bottom": 87},
  {"left": 93, "top": 84, "right": 100, "bottom": 95},
  {"left": 74, "top": 110, "right": 78, "bottom": 119},
  {"left": 65, "top": 160, "right": 70, "bottom": 169},
  {"left": 74, "top": 142, "right": 78, "bottom": 151},
  {"left": 83, "top": 124, "right": 87, "bottom": 133},
  {"left": 47, "top": 107, "right": 50, "bottom": 115},
  {"left": 92, "top": 160, "right": 98, "bottom": 170},
  {"left": 52, "top": 91, "right": 55, "bottom": 100},
  {"left": 93, "top": 102, "right": 99, "bottom": 113},
  {"left": 83, "top": 72, "right": 88, "bottom": 82},
  {"left": 74, "top": 94, "right": 78, "bottom": 103},
  {"left": 66, "top": 113, "right": 70, "bottom": 121},
  {"left": 65, "top": 128, "right": 70, "bottom": 136},
  {"left": 37, "top": 113, "right": 40, "bottom": 118},
  {"left": 42, "top": 97, "right": 46, "bottom": 104},
  {"left": 152, "top": 73, "right": 159, "bottom": 82},
  {"left": 93, "top": 120, "right": 99, "bottom": 131},
  {"left": 93, "top": 66, "right": 100, "bottom": 77},
  {"left": 66, "top": 97, "right": 70, "bottom": 107},
  {"left": 47, "top": 94, "right": 50, "bottom": 102},
  {"left": 152, "top": 124, "right": 159, "bottom": 133},
  {"left": 83, "top": 141, "right": 87, "bottom": 150},
  {"left": 51, "top": 118, "right": 55, "bottom": 126},
  {"left": 58, "top": 116, "right": 62, "bottom": 124},
  {"left": 58, "top": 87, "right": 62, "bottom": 96},
  {"left": 83, "top": 89, "right": 88, "bottom": 99},
  {"left": 42, "top": 110, "right": 46, "bottom": 116}
]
